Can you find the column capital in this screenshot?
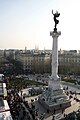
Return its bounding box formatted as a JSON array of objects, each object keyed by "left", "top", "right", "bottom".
[{"left": 50, "top": 31, "right": 61, "bottom": 37}]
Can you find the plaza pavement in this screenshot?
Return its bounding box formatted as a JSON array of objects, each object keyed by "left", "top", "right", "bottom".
[{"left": 20, "top": 82, "right": 80, "bottom": 120}]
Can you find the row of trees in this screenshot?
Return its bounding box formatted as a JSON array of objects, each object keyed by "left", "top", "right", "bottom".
[
  {"left": 0, "top": 55, "right": 80, "bottom": 75},
  {"left": 59, "top": 63, "right": 80, "bottom": 75},
  {"left": 32, "top": 58, "right": 51, "bottom": 74},
  {"left": 0, "top": 57, "right": 24, "bottom": 75}
]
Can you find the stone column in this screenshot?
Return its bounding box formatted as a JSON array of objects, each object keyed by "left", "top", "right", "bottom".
[
  {"left": 48, "top": 31, "right": 61, "bottom": 90},
  {"left": 50, "top": 31, "right": 61, "bottom": 80}
]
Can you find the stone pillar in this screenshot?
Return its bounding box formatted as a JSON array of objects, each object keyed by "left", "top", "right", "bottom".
[
  {"left": 50, "top": 31, "right": 61, "bottom": 80},
  {"left": 48, "top": 31, "right": 61, "bottom": 90}
]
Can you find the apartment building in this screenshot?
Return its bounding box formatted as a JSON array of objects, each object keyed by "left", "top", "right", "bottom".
[
  {"left": 14, "top": 50, "right": 51, "bottom": 73},
  {"left": 2, "top": 49, "right": 80, "bottom": 74},
  {"left": 58, "top": 50, "right": 80, "bottom": 64}
]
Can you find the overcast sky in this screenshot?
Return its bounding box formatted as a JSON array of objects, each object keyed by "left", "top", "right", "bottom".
[{"left": 0, "top": 0, "right": 80, "bottom": 50}]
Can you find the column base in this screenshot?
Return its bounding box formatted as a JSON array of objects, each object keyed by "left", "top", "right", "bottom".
[
  {"left": 38, "top": 96, "right": 71, "bottom": 112},
  {"left": 38, "top": 77, "right": 71, "bottom": 112},
  {"left": 49, "top": 75, "right": 60, "bottom": 80},
  {"left": 48, "top": 75, "right": 61, "bottom": 90}
]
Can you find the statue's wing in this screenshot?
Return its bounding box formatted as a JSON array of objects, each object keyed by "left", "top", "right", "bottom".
[
  {"left": 52, "top": 10, "right": 54, "bottom": 15},
  {"left": 58, "top": 13, "right": 60, "bottom": 16}
]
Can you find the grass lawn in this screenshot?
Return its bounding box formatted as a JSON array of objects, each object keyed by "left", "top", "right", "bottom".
[
  {"left": 9, "top": 78, "right": 47, "bottom": 89},
  {"left": 62, "top": 78, "right": 76, "bottom": 83}
]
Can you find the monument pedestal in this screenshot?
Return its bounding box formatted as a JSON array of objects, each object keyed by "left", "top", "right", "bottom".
[
  {"left": 38, "top": 30, "right": 71, "bottom": 112},
  {"left": 38, "top": 77, "right": 71, "bottom": 112}
]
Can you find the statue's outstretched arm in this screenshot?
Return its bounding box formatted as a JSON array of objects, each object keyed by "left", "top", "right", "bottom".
[{"left": 52, "top": 10, "right": 54, "bottom": 15}]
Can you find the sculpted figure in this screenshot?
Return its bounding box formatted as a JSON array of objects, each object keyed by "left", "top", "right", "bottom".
[{"left": 52, "top": 10, "right": 60, "bottom": 32}]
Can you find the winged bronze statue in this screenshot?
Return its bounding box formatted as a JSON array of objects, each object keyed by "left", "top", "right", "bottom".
[{"left": 52, "top": 10, "right": 60, "bottom": 32}]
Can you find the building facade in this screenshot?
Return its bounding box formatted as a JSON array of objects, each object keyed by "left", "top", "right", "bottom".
[{"left": 2, "top": 49, "right": 80, "bottom": 75}]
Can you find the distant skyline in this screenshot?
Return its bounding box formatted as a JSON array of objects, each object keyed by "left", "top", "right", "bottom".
[{"left": 0, "top": 0, "right": 80, "bottom": 50}]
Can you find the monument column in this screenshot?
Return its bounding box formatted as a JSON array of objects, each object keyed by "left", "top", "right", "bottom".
[
  {"left": 48, "top": 31, "right": 61, "bottom": 90},
  {"left": 38, "top": 10, "right": 71, "bottom": 112},
  {"left": 48, "top": 10, "right": 61, "bottom": 90},
  {"left": 50, "top": 31, "right": 61, "bottom": 80}
]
